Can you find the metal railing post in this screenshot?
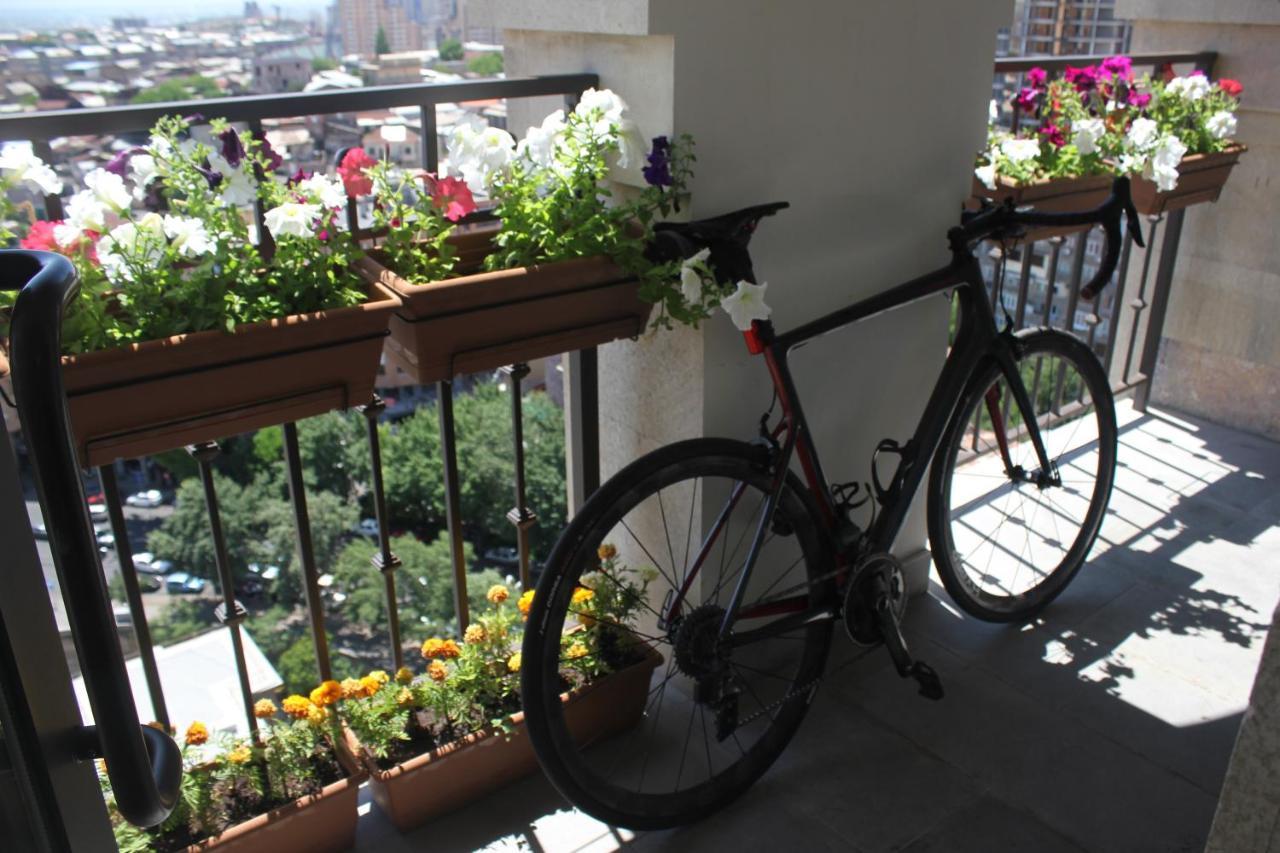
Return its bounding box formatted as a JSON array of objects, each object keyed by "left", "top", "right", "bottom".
[
  {"left": 281, "top": 422, "right": 332, "bottom": 682},
  {"left": 1133, "top": 208, "right": 1186, "bottom": 412},
  {"left": 359, "top": 396, "right": 405, "bottom": 669},
  {"left": 502, "top": 363, "right": 537, "bottom": 590},
  {"left": 563, "top": 347, "right": 600, "bottom": 514},
  {"left": 437, "top": 381, "right": 470, "bottom": 632}
]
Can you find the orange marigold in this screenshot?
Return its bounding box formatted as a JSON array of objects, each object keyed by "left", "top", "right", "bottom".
[
  {"left": 340, "top": 678, "right": 365, "bottom": 699},
  {"left": 566, "top": 642, "right": 589, "bottom": 660},
  {"left": 310, "top": 680, "right": 343, "bottom": 707},
  {"left": 306, "top": 704, "right": 329, "bottom": 726},
  {"left": 507, "top": 652, "right": 522, "bottom": 673},
  {"left": 597, "top": 543, "right": 617, "bottom": 561},
  {"left": 281, "top": 695, "right": 313, "bottom": 719},
  {"left": 359, "top": 675, "right": 383, "bottom": 696},
  {"left": 184, "top": 721, "right": 209, "bottom": 746},
  {"left": 395, "top": 666, "right": 414, "bottom": 684},
  {"left": 227, "top": 745, "right": 252, "bottom": 765},
  {"left": 367, "top": 669, "right": 390, "bottom": 686},
  {"left": 396, "top": 688, "right": 414, "bottom": 707},
  {"left": 427, "top": 660, "right": 449, "bottom": 682},
  {"left": 571, "top": 587, "right": 595, "bottom": 606},
  {"left": 487, "top": 584, "right": 510, "bottom": 605},
  {"left": 252, "top": 699, "right": 277, "bottom": 719},
  {"left": 464, "top": 623, "right": 487, "bottom": 644},
  {"left": 421, "top": 637, "right": 461, "bottom": 660},
  {"left": 517, "top": 589, "right": 535, "bottom": 617}
]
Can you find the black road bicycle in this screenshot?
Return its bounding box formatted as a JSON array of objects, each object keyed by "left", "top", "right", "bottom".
[{"left": 521, "top": 179, "right": 1144, "bottom": 829}]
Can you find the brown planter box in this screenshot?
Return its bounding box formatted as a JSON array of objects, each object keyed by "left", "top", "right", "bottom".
[
  {"left": 363, "top": 644, "right": 663, "bottom": 831},
  {"left": 183, "top": 741, "right": 366, "bottom": 853},
  {"left": 58, "top": 281, "right": 400, "bottom": 467},
  {"left": 355, "top": 225, "right": 652, "bottom": 383},
  {"left": 1129, "top": 144, "right": 1247, "bottom": 215},
  {"left": 969, "top": 173, "right": 1114, "bottom": 241}
]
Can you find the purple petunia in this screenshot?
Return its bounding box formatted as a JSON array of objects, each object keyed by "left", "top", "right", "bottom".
[
  {"left": 254, "top": 130, "right": 283, "bottom": 171},
  {"left": 1040, "top": 123, "right": 1066, "bottom": 148},
  {"left": 1100, "top": 55, "right": 1133, "bottom": 82},
  {"left": 1064, "top": 65, "right": 1101, "bottom": 94},
  {"left": 287, "top": 167, "right": 312, "bottom": 186},
  {"left": 1129, "top": 91, "right": 1151, "bottom": 109},
  {"left": 103, "top": 146, "right": 147, "bottom": 177},
  {"left": 196, "top": 164, "right": 223, "bottom": 191},
  {"left": 1027, "top": 67, "right": 1047, "bottom": 89},
  {"left": 642, "top": 135, "right": 673, "bottom": 188},
  {"left": 219, "top": 128, "right": 246, "bottom": 168},
  {"left": 1013, "top": 87, "right": 1040, "bottom": 112}
]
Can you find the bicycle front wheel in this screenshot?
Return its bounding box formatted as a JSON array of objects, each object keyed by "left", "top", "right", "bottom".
[
  {"left": 928, "top": 328, "right": 1117, "bottom": 622},
  {"left": 522, "top": 438, "right": 835, "bottom": 829}
]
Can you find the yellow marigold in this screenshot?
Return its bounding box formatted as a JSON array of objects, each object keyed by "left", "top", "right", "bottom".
[
  {"left": 395, "top": 666, "right": 414, "bottom": 684},
  {"left": 252, "top": 699, "right": 277, "bottom": 719},
  {"left": 427, "top": 660, "right": 449, "bottom": 682},
  {"left": 566, "top": 642, "right": 589, "bottom": 660},
  {"left": 96, "top": 758, "right": 107, "bottom": 776},
  {"left": 367, "top": 669, "right": 390, "bottom": 686},
  {"left": 487, "top": 584, "right": 510, "bottom": 605},
  {"left": 597, "top": 543, "right": 617, "bottom": 561},
  {"left": 421, "top": 637, "right": 461, "bottom": 660},
  {"left": 464, "top": 623, "right": 487, "bottom": 644},
  {"left": 310, "top": 680, "right": 343, "bottom": 707},
  {"left": 359, "top": 675, "right": 383, "bottom": 696},
  {"left": 227, "top": 745, "right": 252, "bottom": 765},
  {"left": 184, "top": 721, "right": 209, "bottom": 746},
  {"left": 306, "top": 704, "right": 329, "bottom": 726},
  {"left": 517, "top": 589, "right": 535, "bottom": 617},
  {"left": 578, "top": 611, "right": 598, "bottom": 628},
  {"left": 281, "top": 695, "right": 312, "bottom": 719},
  {"left": 507, "top": 652, "right": 522, "bottom": 673},
  {"left": 396, "top": 688, "right": 414, "bottom": 707},
  {"left": 571, "top": 587, "right": 595, "bottom": 606},
  {"left": 340, "top": 677, "right": 365, "bottom": 699}
]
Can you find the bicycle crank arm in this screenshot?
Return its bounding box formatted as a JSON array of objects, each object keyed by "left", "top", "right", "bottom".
[{"left": 874, "top": 597, "right": 944, "bottom": 701}]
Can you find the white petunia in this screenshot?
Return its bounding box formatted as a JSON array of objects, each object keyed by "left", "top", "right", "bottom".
[
  {"left": 127, "top": 153, "right": 159, "bottom": 201},
  {"left": 447, "top": 119, "right": 516, "bottom": 188},
  {"left": 162, "top": 215, "right": 213, "bottom": 258},
  {"left": 1145, "top": 134, "right": 1188, "bottom": 192},
  {"left": 0, "top": 146, "right": 63, "bottom": 194},
  {"left": 974, "top": 162, "right": 998, "bottom": 191},
  {"left": 720, "top": 280, "right": 772, "bottom": 331},
  {"left": 207, "top": 153, "right": 258, "bottom": 207},
  {"left": 1118, "top": 153, "right": 1146, "bottom": 175},
  {"left": 988, "top": 99, "right": 999, "bottom": 124},
  {"left": 98, "top": 214, "right": 166, "bottom": 283},
  {"left": 1206, "top": 110, "right": 1237, "bottom": 140},
  {"left": 53, "top": 222, "right": 83, "bottom": 248},
  {"left": 65, "top": 190, "right": 110, "bottom": 233},
  {"left": 999, "top": 137, "right": 1040, "bottom": 164},
  {"left": 517, "top": 109, "right": 567, "bottom": 169},
  {"left": 575, "top": 87, "right": 627, "bottom": 131},
  {"left": 1166, "top": 74, "right": 1211, "bottom": 101},
  {"left": 297, "top": 173, "right": 346, "bottom": 209},
  {"left": 263, "top": 202, "right": 320, "bottom": 239},
  {"left": 84, "top": 168, "right": 132, "bottom": 212},
  {"left": 1126, "top": 117, "right": 1159, "bottom": 152},
  {"left": 680, "top": 248, "right": 711, "bottom": 305},
  {"left": 1073, "top": 118, "right": 1106, "bottom": 156},
  {"left": 615, "top": 118, "right": 647, "bottom": 170}
]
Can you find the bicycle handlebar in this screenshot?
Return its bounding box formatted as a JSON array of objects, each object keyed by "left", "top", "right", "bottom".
[{"left": 952, "top": 177, "right": 1144, "bottom": 301}]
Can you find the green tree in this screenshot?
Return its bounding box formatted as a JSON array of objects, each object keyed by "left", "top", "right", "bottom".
[
  {"left": 438, "top": 37, "right": 464, "bottom": 62},
  {"left": 131, "top": 75, "right": 221, "bottom": 105},
  {"left": 311, "top": 57, "right": 339, "bottom": 73},
  {"left": 375, "top": 27, "right": 390, "bottom": 56},
  {"left": 148, "top": 599, "right": 217, "bottom": 647},
  {"left": 466, "top": 53, "right": 503, "bottom": 77}
]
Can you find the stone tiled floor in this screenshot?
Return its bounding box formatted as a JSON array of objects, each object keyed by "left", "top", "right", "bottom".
[{"left": 354, "top": 402, "right": 1280, "bottom": 853}]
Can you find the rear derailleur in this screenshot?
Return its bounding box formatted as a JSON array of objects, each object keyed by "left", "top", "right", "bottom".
[{"left": 843, "top": 554, "right": 944, "bottom": 701}]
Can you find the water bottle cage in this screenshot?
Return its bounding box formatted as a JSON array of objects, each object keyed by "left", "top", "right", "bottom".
[{"left": 871, "top": 438, "right": 911, "bottom": 504}]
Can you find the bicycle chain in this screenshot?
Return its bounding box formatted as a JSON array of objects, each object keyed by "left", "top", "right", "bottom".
[{"left": 731, "top": 676, "right": 823, "bottom": 731}]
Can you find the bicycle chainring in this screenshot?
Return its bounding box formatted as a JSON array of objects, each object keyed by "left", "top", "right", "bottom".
[{"left": 842, "top": 553, "right": 908, "bottom": 647}]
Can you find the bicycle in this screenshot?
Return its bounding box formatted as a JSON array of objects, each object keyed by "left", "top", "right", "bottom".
[{"left": 521, "top": 178, "right": 1144, "bottom": 829}]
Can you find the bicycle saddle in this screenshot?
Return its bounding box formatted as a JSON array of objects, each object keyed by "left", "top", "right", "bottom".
[{"left": 648, "top": 201, "right": 788, "bottom": 283}]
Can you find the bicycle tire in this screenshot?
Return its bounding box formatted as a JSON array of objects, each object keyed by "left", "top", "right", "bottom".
[
  {"left": 927, "top": 328, "right": 1117, "bottom": 622},
  {"left": 522, "top": 438, "right": 835, "bottom": 829}
]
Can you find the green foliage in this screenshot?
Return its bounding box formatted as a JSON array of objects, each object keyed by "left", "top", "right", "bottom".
[
  {"left": 130, "top": 75, "right": 222, "bottom": 105},
  {"left": 366, "top": 160, "right": 461, "bottom": 287},
  {"left": 467, "top": 53, "right": 503, "bottom": 77},
  {"left": 438, "top": 37, "right": 464, "bottom": 62},
  {"left": 374, "top": 26, "right": 390, "bottom": 56},
  {"left": 340, "top": 680, "right": 410, "bottom": 759},
  {"left": 149, "top": 599, "right": 217, "bottom": 647},
  {"left": 311, "top": 57, "right": 339, "bottom": 73}
]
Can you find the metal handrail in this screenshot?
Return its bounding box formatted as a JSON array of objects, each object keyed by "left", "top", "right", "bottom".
[
  {"left": 994, "top": 50, "right": 1215, "bottom": 74},
  {"left": 4, "top": 250, "right": 182, "bottom": 828}
]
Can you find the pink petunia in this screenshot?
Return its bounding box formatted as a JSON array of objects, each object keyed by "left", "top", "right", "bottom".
[
  {"left": 428, "top": 175, "right": 477, "bottom": 222},
  {"left": 1100, "top": 55, "right": 1133, "bottom": 82},
  {"left": 20, "top": 219, "right": 62, "bottom": 252},
  {"left": 337, "top": 148, "right": 376, "bottom": 197},
  {"left": 1027, "top": 67, "right": 1047, "bottom": 89}
]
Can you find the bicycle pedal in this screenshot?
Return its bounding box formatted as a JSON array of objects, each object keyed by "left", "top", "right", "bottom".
[{"left": 909, "top": 661, "right": 944, "bottom": 701}]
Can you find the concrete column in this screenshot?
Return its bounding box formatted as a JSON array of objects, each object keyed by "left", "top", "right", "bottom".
[{"left": 473, "top": 0, "right": 1013, "bottom": 592}]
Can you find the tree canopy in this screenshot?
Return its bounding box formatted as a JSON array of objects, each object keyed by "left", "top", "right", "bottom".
[{"left": 131, "top": 75, "right": 221, "bottom": 105}]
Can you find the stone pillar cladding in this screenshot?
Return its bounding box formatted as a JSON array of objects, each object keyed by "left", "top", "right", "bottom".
[
  {"left": 1117, "top": 0, "right": 1280, "bottom": 441},
  {"left": 472, "top": 0, "right": 1014, "bottom": 595}
]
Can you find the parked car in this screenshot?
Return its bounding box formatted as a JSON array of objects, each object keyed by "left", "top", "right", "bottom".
[
  {"left": 89, "top": 503, "right": 108, "bottom": 518},
  {"left": 125, "top": 489, "right": 166, "bottom": 508},
  {"left": 95, "top": 529, "right": 115, "bottom": 550},
  {"left": 133, "top": 574, "right": 162, "bottom": 594},
  {"left": 131, "top": 552, "right": 155, "bottom": 572},
  {"left": 353, "top": 518, "right": 380, "bottom": 538},
  {"left": 483, "top": 546, "right": 520, "bottom": 568},
  {"left": 164, "top": 572, "right": 206, "bottom": 595},
  {"left": 138, "top": 558, "right": 174, "bottom": 576}
]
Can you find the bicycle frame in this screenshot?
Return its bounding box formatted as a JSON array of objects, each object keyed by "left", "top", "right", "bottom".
[{"left": 666, "top": 243, "right": 1058, "bottom": 642}]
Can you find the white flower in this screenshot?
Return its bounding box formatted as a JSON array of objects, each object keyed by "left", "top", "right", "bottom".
[
  {"left": 1073, "top": 118, "right": 1106, "bottom": 156},
  {"left": 615, "top": 118, "right": 646, "bottom": 170},
  {"left": 1166, "top": 74, "right": 1211, "bottom": 101},
  {"left": 447, "top": 118, "right": 516, "bottom": 188},
  {"left": 84, "top": 168, "right": 132, "bottom": 212},
  {"left": 720, "top": 280, "right": 772, "bottom": 331},
  {"left": 1145, "top": 134, "right": 1188, "bottom": 192},
  {"left": 65, "top": 190, "right": 110, "bottom": 233},
  {"left": 0, "top": 146, "right": 63, "bottom": 194},
  {"left": 974, "top": 162, "right": 998, "bottom": 191},
  {"left": 988, "top": 99, "right": 998, "bottom": 124},
  {"left": 575, "top": 88, "right": 627, "bottom": 133},
  {"left": 680, "top": 248, "right": 710, "bottom": 305},
  {"left": 999, "top": 137, "right": 1040, "bottom": 164},
  {"left": 207, "top": 153, "right": 258, "bottom": 207},
  {"left": 1118, "top": 153, "right": 1146, "bottom": 174},
  {"left": 162, "top": 215, "right": 213, "bottom": 258},
  {"left": 517, "top": 109, "right": 567, "bottom": 169},
  {"left": 99, "top": 214, "right": 166, "bottom": 283},
  {"left": 297, "top": 173, "right": 346, "bottom": 209},
  {"left": 263, "top": 202, "right": 320, "bottom": 239},
  {"left": 1126, "top": 117, "right": 1159, "bottom": 152},
  {"left": 53, "top": 222, "right": 83, "bottom": 248},
  {"left": 1206, "top": 110, "right": 1237, "bottom": 140},
  {"left": 127, "top": 153, "right": 159, "bottom": 200}
]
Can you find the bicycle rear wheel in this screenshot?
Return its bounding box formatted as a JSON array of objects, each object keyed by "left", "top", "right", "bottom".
[
  {"left": 928, "top": 328, "right": 1117, "bottom": 622},
  {"left": 522, "top": 438, "right": 835, "bottom": 829}
]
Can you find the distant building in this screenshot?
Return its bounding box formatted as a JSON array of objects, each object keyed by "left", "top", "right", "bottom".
[
  {"left": 1007, "top": 0, "right": 1131, "bottom": 56},
  {"left": 363, "top": 50, "right": 424, "bottom": 85},
  {"left": 337, "top": 0, "right": 425, "bottom": 58},
  {"left": 253, "top": 44, "right": 327, "bottom": 93},
  {"left": 111, "top": 17, "right": 148, "bottom": 31}
]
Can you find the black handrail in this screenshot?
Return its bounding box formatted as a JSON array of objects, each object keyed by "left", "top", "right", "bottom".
[{"left": 3, "top": 250, "right": 182, "bottom": 828}]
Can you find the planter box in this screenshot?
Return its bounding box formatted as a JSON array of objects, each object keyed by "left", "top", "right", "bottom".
[
  {"left": 59, "top": 281, "right": 400, "bottom": 466},
  {"left": 355, "top": 225, "right": 652, "bottom": 383},
  {"left": 1129, "top": 144, "right": 1247, "bottom": 215},
  {"left": 183, "top": 742, "right": 365, "bottom": 853},
  {"left": 969, "top": 173, "right": 1114, "bottom": 241},
  {"left": 364, "top": 644, "right": 663, "bottom": 831}
]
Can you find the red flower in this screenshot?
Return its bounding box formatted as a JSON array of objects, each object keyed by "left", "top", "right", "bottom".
[
  {"left": 20, "top": 220, "right": 62, "bottom": 252},
  {"left": 337, "top": 148, "right": 376, "bottom": 197},
  {"left": 426, "top": 174, "right": 477, "bottom": 222},
  {"left": 1218, "top": 78, "right": 1243, "bottom": 98}
]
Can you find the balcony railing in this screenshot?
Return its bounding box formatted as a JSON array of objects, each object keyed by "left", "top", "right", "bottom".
[{"left": 0, "top": 50, "right": 1216, "bottom": 844}]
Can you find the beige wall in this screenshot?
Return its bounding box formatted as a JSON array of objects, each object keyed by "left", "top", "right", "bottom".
[
  {"left": 1116, "top": 1, "right": 1280, "bottom": 439},
  {"left": 475, "top": 0, "right": 1013, "bottom": 592}
]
